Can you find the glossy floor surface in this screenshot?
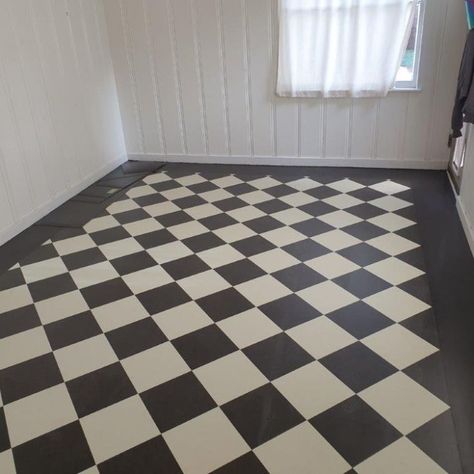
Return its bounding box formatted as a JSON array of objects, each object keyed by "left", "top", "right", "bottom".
[{"left": 0, "top": 164, "right": 469, "bottom": 473}]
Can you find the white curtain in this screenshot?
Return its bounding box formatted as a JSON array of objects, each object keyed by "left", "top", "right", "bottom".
[{"left": 277, "top": 0, "right": 417, "bottom": 98}]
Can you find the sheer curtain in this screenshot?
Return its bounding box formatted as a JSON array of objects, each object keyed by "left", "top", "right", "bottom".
[{"left": 277, "top": 0, "right": 417, "bottom": 98}]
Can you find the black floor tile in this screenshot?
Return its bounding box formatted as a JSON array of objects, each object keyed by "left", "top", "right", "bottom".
[
  {"left": 0, "top": 408, "right": 10, "bottom": 452},
  {"left": 272, "top": 264, "right": 325, "bottom": 291},
  {"left": 306, "top": 186, "right": 339, "bottom": 200},
  {"left": 222, "top": 384, "right": 304, "bottom": 449},
  {"left": 212, "top": 452, "right": 268, "bottom": 474},
  {"left": 133, "top": 192, "right": 167, "bottom": 207},
  {"left": 255, "top": 199, "right": 291, "bottom": 214},
  {"left": 0, "top": 268, "right": 25, "bottom": 291},
  {"left": 196, "top": 288, "right": 253, "bottom": 322},
  {"left": 90, "top": 226, "right": 129, "bottom": 246},
  {"left": 291, "top": 218, "right": 333, "bottom": 237},
  {"left": 199, "top": 213, "right": 237, "bottom": 231},
  {"left": 264, "top": 184, "right": 295, "bottom": 198},
  {"left": 0, "top": 305, "right": 41, "bottom": 339},
  {"left": 244, "top": 216, "right": 284, "bottom": 234},
  {"left": 231, "top": 236, "right": 275, "bottom": 257},
  {"left": 0, "top": 353, "right": 63, "bottom": 404},
  {"left": 243, "top": 333, "right": 314, "bottom": 380},
  {"left": 339, "top": 243, "right": 389, "bottom": 266},
  {"left": 216, "top": 259, "right": 265, "bottom": 285},
  {"left": 137, "top": 283, "right": 191, "bottom": 314},
  {"left": 343, "top": 222, "right": 386, "bottom": 241},
  {"left": 110, "top": 251, "right": 156, "bottom": 276},
  {"left": 283, "top": 239, "right": 330, "bottom": 261},
  {"left": 12, "top": 421, "right": 94, "bottom": 474},
  {"left": 320, "top": 342, "right": 397, "bottom": 392},
  {"left": 98, "top": 436, "right": 182, "bottom": 474},
  {"left": 173, "top": 195, "right": 207, "bottom": 209},
  {"left": 62, "top": 247, "right": 107, "bottom": 271},
  {"left": 44, "top": 311, "right": 102, "bottom": 350},
  {"left": 299, "top": 201, "right": 338, "bottom": 217},
  {"left": 334, "top": 269, "right": 391, "bottom": 299},
  {"left": 162, "top": 255, "right": 210, "bottom": 280},
  {"left": 80, "top": 278, "right": 133, "bottom": 309},
  {"left": 114, "top": 209, "right": 150, "bottom": 225},
  {"left": 328, "top": 302, "right": 393, "bottom": 339},
  {"left": 106, "top": 319, "right": 167, "bottom": 359},
  {"left": 310, "top": 396, "right": 401, "bottom": 466},
  {"left": 259, "top": 294, "right": 321, "bottom": 330},
  {"left": 172, "top": 325, "right": 237, "bottom": 369},
  {"left": 135, "top": 229, "right": 176, "bottom": 249},
  {"left": 156, "top": 211, "right": 193, "bottom": 228},
  {"left": 213, "top": 197, "right": 247, "bottom": 212},
  {"left": 348, "top": 187, "right": 385, "bottom": 202},
  {"left": 28, "top": 273, "right": 77, "bottom": 302},
  {"left": 188, "top": 181, "right": 218, "bottom": 194},
  {"left": 141, "top": 373, "right": 216, "bottom": 432},
  {"left": 182, "top": 232, "right": 225, "bottom": 253},
  {"left": 67, "top": 363, "right": 136, "bottom": 417},
  {"left": 225, "top": 183, "right": 256, "bottom": 196},
  {"left": 346, "top": 203, "right": 385, "bottom": 220}
]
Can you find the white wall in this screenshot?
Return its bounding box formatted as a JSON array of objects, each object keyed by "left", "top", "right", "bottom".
[
  {"left": 0, "top": 0, "right": 126, "bottom": 246},
  {"left": 103, "top": 0, "right": 467, "bottom": 169},
  {"left": 458, "top": 132, "right": 474, "bottom": 255}
]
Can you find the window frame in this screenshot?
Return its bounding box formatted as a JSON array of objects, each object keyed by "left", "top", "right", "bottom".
[{"left": 393, "top": 0, "right": 425, "bottom": 91}]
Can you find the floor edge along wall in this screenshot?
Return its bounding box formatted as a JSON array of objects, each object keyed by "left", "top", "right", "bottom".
[
  {"left": 129, "top": 154, "right": 448, "bottom": 171},
  {"left": 0, "top": 156, "right": 128, "bottom": 248}
]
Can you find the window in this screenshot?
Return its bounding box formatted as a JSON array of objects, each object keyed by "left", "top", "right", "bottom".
[
  {"left": 394, "top": 0, "right": 425, "bottom": 90},
  {"left": 277, "top": 0, "right": 422, "bottom": 98}
]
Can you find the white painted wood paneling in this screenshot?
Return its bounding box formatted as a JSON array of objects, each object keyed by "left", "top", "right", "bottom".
[
  {"left": 0, "top": 0, "right": 126, "bottom": 245},
  {"left": 459, "top": 131, "right": 474, "bottom": 256},
  {"left": 105, "top": 0, "right": 467, "bottom": 167}
]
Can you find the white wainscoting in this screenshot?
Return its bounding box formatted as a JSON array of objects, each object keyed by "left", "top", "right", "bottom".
[
  {"left": 104, "top": 0, "right": 467, "bottom": 168},
  {"left": 0, "top": 0, "right": 126, "bottom": 246},
  {"left": 459, "top": 134, "right": 474, "bottom": 256}
]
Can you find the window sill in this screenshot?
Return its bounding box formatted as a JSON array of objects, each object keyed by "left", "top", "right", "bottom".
[{"left": 391, "top": 86, "right": 422, "bottom": 93}]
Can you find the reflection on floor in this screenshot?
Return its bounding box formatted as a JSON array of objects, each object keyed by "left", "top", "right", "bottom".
[{"left": 0, "top": 165, "right": 463, "bottom": 473}]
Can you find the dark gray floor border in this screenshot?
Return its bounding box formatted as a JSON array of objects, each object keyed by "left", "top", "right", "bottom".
[{"left": 0, "top": 162, "right": 473, "bottom": 472}]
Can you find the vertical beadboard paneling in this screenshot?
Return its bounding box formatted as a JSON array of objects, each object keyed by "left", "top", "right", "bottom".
[
  {"left": 299, "top": 101, "right": 323, "bottom": 158},
  {"left": 245, "top": 0, "right": 275, "bottom": 156},
  {"left": 195, "top": 0, "right": 229, "bottom": 156},
  {"left": 0, "top": 0, "right": 126, "bottom": 245},
  {"left": 325, "top": 99, "right": 351, "bottom": 159},
  {"left": 122, "top": 0, "right": 162, "bottom": 154},
  {"left": 103, "top": 0, "right": 140, "bottom": 153},
  {"left": 171, "top": 0, "right": 206, "bottom": 155},
  {"left": 350, "top": 99, "right": 379, "bottom": 159},
  {"left": 105, "top": 0, "right": 466, "bottom": 166},
  {"left": 220, "top": 0, "right": 251, "bottom": 156}
]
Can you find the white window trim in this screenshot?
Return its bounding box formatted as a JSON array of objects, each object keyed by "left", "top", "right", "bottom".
[{"left": 393, "top": 0, "right": 425, "bottom": 91}]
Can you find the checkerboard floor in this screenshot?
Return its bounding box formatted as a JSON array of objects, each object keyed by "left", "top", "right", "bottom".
[{"left": 0, "top": 167, "right": 461, "bottom": 473}]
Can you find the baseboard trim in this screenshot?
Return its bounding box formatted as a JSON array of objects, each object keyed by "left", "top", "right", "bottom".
[
  {"left": 129, "top": 153, "right": 448, "bottom": 170},
  {"left": 456, "top": 198, "right": 474, "bottom": 257},
  {"left": 0, "top": 155, "right": 127, "bottom": 246}
]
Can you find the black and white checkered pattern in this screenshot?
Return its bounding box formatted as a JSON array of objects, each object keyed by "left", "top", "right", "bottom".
[{"left": 0, "top": 168, "right": 457, "bottom": 473}]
